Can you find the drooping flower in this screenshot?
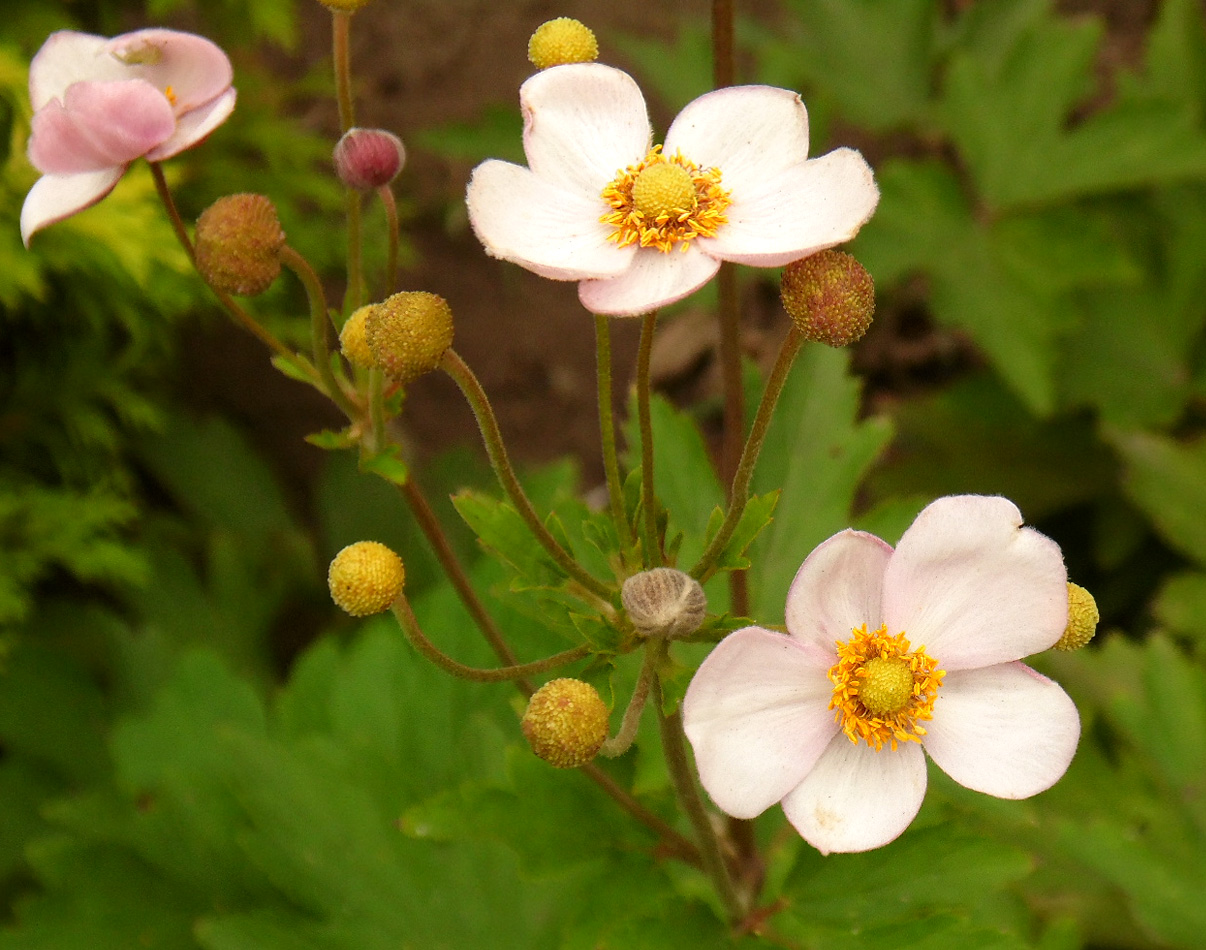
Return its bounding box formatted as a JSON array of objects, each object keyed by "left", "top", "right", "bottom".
[
  {"left": 465, "top": 64, "right": 878, "bottom": 317},
  {"left": 21, "top": 28, "right": 237, "bottom": 246},
  {"left": 682, "top": 495, "right": 1080, "bottom": 854}
]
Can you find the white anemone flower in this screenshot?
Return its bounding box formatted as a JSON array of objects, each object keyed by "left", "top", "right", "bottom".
[
  {"left": 683, "top": 495, "right": 1081, "bottom": 855},
  {"left": 465, "top": 63, "right": 879, "bottom": 317}
]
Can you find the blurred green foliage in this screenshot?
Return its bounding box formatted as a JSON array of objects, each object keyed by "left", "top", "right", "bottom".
[{"left": 5, "top": 0, "right": 1206, "bottom": 948}]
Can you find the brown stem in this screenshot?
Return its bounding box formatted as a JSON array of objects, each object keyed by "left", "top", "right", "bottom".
[{"left": 580, "top": 762, "right": 702, "bottom": 866}]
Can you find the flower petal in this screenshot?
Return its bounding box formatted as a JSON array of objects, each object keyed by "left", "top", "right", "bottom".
[
  {"left": 28, "top": 79, "right": 175, "bottom": 174},
  {"left": 21, "top": 167, "right": 125, "bottom": 246},
  {"left": 683, "top": 627, "right": 836, "bottom": 819},
  {"left": 781, "top": 736, "right": 926, "bottom": 854},
  {"left": 145, "top": 87, "right": 237, "bottom": 161},
  {"left": 29, "top": 31, "right": 115, "bottom": 110},
  {"left": 784, "top": 529, "right": 893, "bottom": 658},
  {"left": 695, "top": 148, "right": 879, "bottom": 267},
  {"left": 882, "top": 495, "right": 1068, "bottom": 670},
  {"left": 578, "top": 245, "right": 720, "bottom": 316},
  {"left": 665, "top": 85, "right": 810, "bottom": 187},
  {"left": 923, "top": 662, "right": 1080, "bottom": 799},
  {"left": 104, "top": 29, "right": 233, "bottom": 114},
  {"left": 521, "top": 63, "right": 651, "bottom": 200},
  {"left": 466, "top": 159, "right": 635, "bottom": 280}
]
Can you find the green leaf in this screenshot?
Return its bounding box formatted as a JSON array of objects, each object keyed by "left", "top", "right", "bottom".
[
  {"left": 1107, "top": 428, "right": 1206, "bottom": 565},
  {"left": 358, "top": 444, "right": 409, "bottom": 487},
  {"left": 305, "top": 427, "right": 357, "bottom": 451},
  {"left": 1154, "top": 571, "right": 1206, "bottom": 648},
  {"left": 749, "top": 344, "right": 892, "bottom": 621},
  {"left": 451, "top": 489, "right": 561, "bottom": 588},
  {"left": 703, "top": 491, "right": 779, "bottom": 572}
]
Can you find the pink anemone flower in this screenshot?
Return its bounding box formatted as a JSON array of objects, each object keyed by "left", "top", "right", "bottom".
[
  {"left": 21, "top": 28, "right": 237, "bottom": 247},
  {"left": 466, "top": 63, "right": 879, "bottom": 317},
  {"left": 683, "top": 495, "right": 1081, "bottom": 855}
]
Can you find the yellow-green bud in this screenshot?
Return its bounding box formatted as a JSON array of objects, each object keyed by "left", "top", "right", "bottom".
[
  {"left": 195, "top": 194, "right": 286, "bottom": 297},
  {"left": 521, "top": 678, "right": 609, "bottom": 769},
  {"left": 1054, "top": 582, "right": 1098, "bottom": 651},
  {"left": 328, "top": 541, "right": 405, "bottom": 617},
  {"left": 340, "top": 306, "right": 377, "bottom": 369},
  {"left": 364, "top": 291, "right": 454, "bottom": 384},
  {"left": 527, "top": 18, "right": 598, "bottom": 70},
  {"left": 621, "top": 567, "right": 706, "bottom": 638},
  {"left": 780, "top": 250, "right": 875, "bottom": 347}
]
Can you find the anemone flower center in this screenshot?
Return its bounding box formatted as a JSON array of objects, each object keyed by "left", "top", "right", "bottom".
[
  {"left": 828, "top": 624, "right": 944, "bottom": 752},
  {"left": 601, "top": 145, "right": 731, "bottom": 253}
]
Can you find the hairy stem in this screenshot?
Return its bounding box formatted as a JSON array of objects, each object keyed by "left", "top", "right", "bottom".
[
  {"left": 691, "top": 327, "right": 804, "bottom": 583},
  {"left": 378, "top": 184, "right": 401, "bottom": 295},
  {"left": 600, "top": 638, "right": 665, "bottom": 758},
  {"left": 595, "top": 315, "right": 633, "bottom": 558},
  {"left": 636, "top": 311, "right": 659, "bottom": 567},
  {"left": 280, "top": 245, "right": 357, "bottom": 418},
  {"left": 393, "top": 595, "right": 589, "bottom": 682},
  {"left": 440, "top": 349, "right": 613, "bottom": 601}
]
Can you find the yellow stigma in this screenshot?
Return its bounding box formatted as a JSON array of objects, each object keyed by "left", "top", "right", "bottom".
[
  {"left": 339, "top": 306, "right": 377, "bottom": 369},
  {"left": 1054, "top": 582, "right": 1098, "bottom": 651},
  {"left": 528, "top": 18, "right": 598, "bottom": 69},
  {"left": 601, "top": 146, "right": 731, "bottom": 254},
  {"left": 327, "top": 541, "right": 405, "bottom": 617},
  {"left": 521, "top": 679, "right": 610, "bottom": 769},
  {"left": 829, "top": 624, "right": 944, "bottom": 751}
]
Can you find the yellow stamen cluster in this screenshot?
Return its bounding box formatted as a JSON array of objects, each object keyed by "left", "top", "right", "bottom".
[
  {"left": 601, "top": 146, "right": 731, "bottom": 254},
  {"left": 164, "top": 85, "right": 178, "bottom": 107},
  {"left": 1054, "top": 582, "right": 1098, "bottom": 651},
  {"left": 829, "top": 624, "right": 944, "bottom": 751},
  {"left": 528, "top": 18, "right": 598, "bottom": 69}
]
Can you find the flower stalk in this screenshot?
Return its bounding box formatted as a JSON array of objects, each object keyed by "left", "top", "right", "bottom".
[
  {"left": 637, "top": 311, "right": 659, "bottom": 567},
  {"left": 596, "top": 315, "right": 634, "bottom": 558}
]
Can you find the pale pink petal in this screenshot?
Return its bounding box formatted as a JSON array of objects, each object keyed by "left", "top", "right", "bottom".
[
  {"left": 104, "top": 29, "right": 233, "bottom": 114},
  {"left": 21, "top": 167, "right": 125, "bottom": 246},
  {"left": 781, "top": 736, "right": 926, "bottom": 854},
  {"left": 578, "top": 245, "right": 720, "bottom": 316},
  {"left": 28, "top": 80, "right": 174, "bottom": 174},
  {"left": 683, "top": 627, "right": 836, "bottom": 819},
  {"left": 695, "top": 149, "right": 879, "bottom": 267},
  {"left": 29, "top": 31, "right": 115, "bottom": 109},
  {"left": 521, "top": 63, "right": 651, "bottom": 200},
  {"left": 664, "top": 85, "right": 810, "bottom": 188},
  {"left": 923, "top": 662, "right": 1080, "bottom": 799},
  {"left": 466, "top": 159, "right": 634, "bottom": 280},
  {"left": 784, "top": 529, "right": 893, "bottom": 659},
  {"left": 882, "top": 496, "right": 1068, "bottom": 670},
  {"left": 145, "top": 87, "right": 237, "bottom": 161}
]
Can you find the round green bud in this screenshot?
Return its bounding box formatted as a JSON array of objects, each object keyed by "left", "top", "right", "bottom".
[
  {"left": 527, "top": 18, "right": 598, "bottom": 70},
  {"left": 364, "top": 291, "right": 454, "bottom": 384},
  {"left": 194, "top": 194, "right": 286, "bottom": 297},
  {"left": 780, "top": 250, "right": 875, "bottom": 347},
  {"left": 521, "top": 678, "right": 609, "bottom": 769},
  {"left": 328, "top": 541, "right": 405, "bottom": 617}
]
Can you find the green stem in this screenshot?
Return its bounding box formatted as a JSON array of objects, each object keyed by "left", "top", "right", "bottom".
[
  {"left": 595, "top": 315, "right": 633, "bottom": 557},
  {"left": 636, "top": 311, "right": 659, "bottom": 567},
  {"left": 440, "top": 349, "right": 613, "bottom": 601},
  {"left": 332, "top": 10, "right": 355, "bottom": 132},
  {"left": 368, "top": 367, "right": 386, "bottom": 451},
  {"left": 397, "top": 477, "right": 528, "bottom": 692},
  {"left": 149, "top": 162, "right": 302, "bottom": 368},
  {"left": 599, "top": 638, "right": 665, "bottom": 758},
  {"left": 378, "top": 184, "right": 401, "bottom": 296},
  {"left": 691, "top": 327, "right": 804, "bottom": 583},
  {"left": 393, "top": 595, "right": 589, "bottom": 682},
  {"left": 279, "top": 245, "right": 357, "bottom": 419},
  {"left": 580, "top": 762, "right": 702, "bottom": 866},
  {"left": 654, "top": 674, "right": 745, "bottom": 923},
  {"left": 344, "top": 189, "right": 365, "bottom": 315}
]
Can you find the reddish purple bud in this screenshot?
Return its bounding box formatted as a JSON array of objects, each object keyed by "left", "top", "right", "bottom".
[{"left": 333, "top": 127, "right": 406, "bottom": 191}]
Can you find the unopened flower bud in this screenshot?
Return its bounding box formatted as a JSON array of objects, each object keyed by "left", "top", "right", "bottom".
[
  {"left": 365, "top": 291, "right": 454, "bottom": 384},
  {"left": 622, "top": 567, "right": 707, "bottom": 638},
  {"left": 521, "top": 678, "right": 609, "bottom": 768},
  {"left": 1053, "top": 582, "right": 1098, "bottom": 651},
  {"left": 195, "top": 194, "right": 286, "bottom": 297},
  {"left": 340, "top": 306, "right": 377, "bottom": 369},
  {"left": 527, "top": 18, "right": 598, "bottom": 69},
  {"left": 328, "top": 541, "right": 405, "bottom": 617},
  {"left": 780, "top": 250, "right": 875, "bottom": 347},
  {"left": 334, "top": 128, "right": 406, "bottom": 191}
]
